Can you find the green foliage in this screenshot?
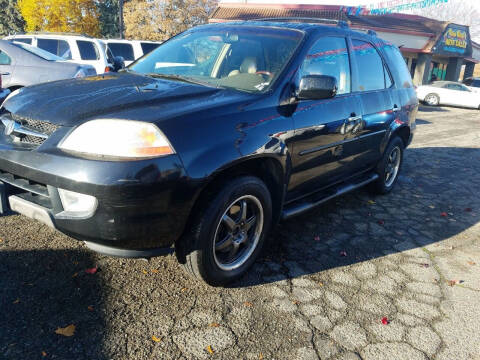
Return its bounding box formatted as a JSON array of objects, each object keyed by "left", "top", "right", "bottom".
[
  {"left": 98, "top": 0, "right": 120, "bottom": 38},
  {"left": 0, "top": 0, "right": 25, "bottom": 36}
]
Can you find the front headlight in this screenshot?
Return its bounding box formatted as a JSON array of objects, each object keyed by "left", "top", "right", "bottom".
[{"left": 59, "top": 119, "right": 175, "bottom": 158}]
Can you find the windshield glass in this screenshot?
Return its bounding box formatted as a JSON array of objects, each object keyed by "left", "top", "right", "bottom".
[
  {"left": 12, "top": 41, "right": 64, "bottom": 61},
  {"left": 130, "top": 26, "right": 303, "bottom": 93}
]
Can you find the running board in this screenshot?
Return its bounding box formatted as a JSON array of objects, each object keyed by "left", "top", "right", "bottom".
[{"left": 281, "top": 173, "right": 379, "bottom": 220}]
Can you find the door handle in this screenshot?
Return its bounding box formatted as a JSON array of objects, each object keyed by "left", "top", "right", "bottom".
[
  {"left": 0, "top": 72, "right": 10, "bottom": 76},
  {"left": 392, "top": 105, "right": 400, "bottom": 112}
]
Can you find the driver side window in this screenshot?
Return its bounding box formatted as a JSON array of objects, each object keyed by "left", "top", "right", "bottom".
[{"left": 299, "top": 37, "right": 351, "bottom": 95}]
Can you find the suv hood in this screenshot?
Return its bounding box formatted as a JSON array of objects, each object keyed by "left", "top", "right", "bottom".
[{"left": 3, "top": 72, "right": 251, "bottom": 126}]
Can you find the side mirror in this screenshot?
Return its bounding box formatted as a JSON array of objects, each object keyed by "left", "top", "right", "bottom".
[
  {"left": 296, "top": 75, "right": 337, "bottom": 100},
  {"left": 112, "top": 56, "right": 125, "bottom": 72}
]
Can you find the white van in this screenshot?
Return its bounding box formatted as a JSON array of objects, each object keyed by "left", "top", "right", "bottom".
[
  {"left": 4, "top": 33, "right": 112, "bottom": 74},
  {"left": 103, "top": 39, "right": 162, "bottom": 66}
]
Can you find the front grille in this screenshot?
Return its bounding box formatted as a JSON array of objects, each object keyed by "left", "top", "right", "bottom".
[{"left": 1, "top": 113, "right": 60, "bottom": 147}]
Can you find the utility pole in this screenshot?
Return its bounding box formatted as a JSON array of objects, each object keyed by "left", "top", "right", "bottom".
[{"left": 119, "top": 0, "right": 124, "bottom": 39}]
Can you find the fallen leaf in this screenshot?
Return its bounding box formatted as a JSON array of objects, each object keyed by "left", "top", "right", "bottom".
[
  {"left": 12, "top": 298, "right": 20, "bottom": 304},
  {"left": 378, "top": 220, "right": 385, "bottom": 225},
  {"left": 41, "top": 351, "right": 47, "bottom": 357},
  {"left": 428, "top": 205, "right": 435, "bottom": 209},
  {"left": 318, "top": 282, "right": 324, "bottom": 287},
  {"left": 55, "top": 324, "right": 76, "bottom": 337},
  {"left": 447, "top": 280, "right": 458, "bottom": 286},
  {"left": 339, "top": 251, "right": 347, "bottom": 257},
  {"left": 292, "top": 300, "right": 301, "bottom": 305},
  {"left": 465, "top": 208, "right": 473, "bottom": 212},
  {"left": 381, "top": 317, "right": 389, "bottom": 325},
  {"left": 0, "top": 238, "right": 3, "bottom": 242},
  {"left": 181, "top": 287, "right": 187, "bottom": 292},
  {"left": 313, "top": 235, "right": 320, "bottom": 241},
  {"left": 85, "top": 267, "right": 98, "bottom": 275},
  {"left": 152, "top": 335, "right": 161, "bottom": 343},
  {"left": 259, "top": 353, "right": 264, "bottom": 360},
  {"left": 72, "top": 272, "right": 78, "bottom": 278},
  {"left": 142, "top": 269, "right": 148, "bottom": 275},
  {"left": 367, "top": 200, "right": 376, "bottom": 205},
  {"left": 151, "top": 269, "right": 159, "bottom": 273},
  {"left": 206, "top": 345, "right": 214, "bottom": 355},
  {"left": 244, "top": 301, "right": 253, "bottom": 307},
  {"left": 73, "top": 261, "right": 79, "bottom": 265},
  {"left": 420, "top": 263, "right": 430, "bottom": 268},
  {"left": 209, "top": 323, "right": 220, "bottom": 327},
  {"left": 467, "top": 261, "right": 476, "bottom": 266},
  {"left": 440, "top": 212, "right": 448, "bottom": 217},
  {"left": 87, "top": 305, "right": 94, "bottom": 311}
]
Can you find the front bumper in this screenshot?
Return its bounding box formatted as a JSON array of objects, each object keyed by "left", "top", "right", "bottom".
[{"left": 0, "top": 140, "right": 199, "bottom": 252}]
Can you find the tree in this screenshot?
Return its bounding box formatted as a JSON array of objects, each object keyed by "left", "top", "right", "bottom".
[
  {"left": 97, "top": 0, "right": 120, "bottom": 38},
  {"left": 18, "top": 0, "right": 101, "bottom": 36},
  {"left": 0, "top": 0, "right": 25, "bottom": 36},
  {"left": 406, "top": 0, "right": 480, "bottom": 42},
  {"left": 123, "top": 0, "right": 217, "bottom": 41}
]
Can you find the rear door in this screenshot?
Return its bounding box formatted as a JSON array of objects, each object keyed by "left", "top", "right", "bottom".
[
  {"left": 288, "top": 36, "right": 363, "bottom": 200},
  {"left": 0, "top": 48, "right": 14, "bottom": 88},
  {"left": 344, "top": 38, "right": 395, "bottom": 173}
]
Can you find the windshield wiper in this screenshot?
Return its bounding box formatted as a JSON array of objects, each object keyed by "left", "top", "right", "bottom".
[{"left": 144, "top": 73, "right": 220, "bottom": 88}]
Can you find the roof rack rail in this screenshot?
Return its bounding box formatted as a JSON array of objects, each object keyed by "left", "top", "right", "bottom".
[
  {"left": 13, "top": 31, "right": 93, "bottom": 38},
  {"left": 253, "top": 17, "right": 349, "bottom": 29}
]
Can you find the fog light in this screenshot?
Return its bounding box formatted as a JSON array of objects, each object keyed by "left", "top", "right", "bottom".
[{"left": 58, "top": 189, "right": 97, "bottom": 218}]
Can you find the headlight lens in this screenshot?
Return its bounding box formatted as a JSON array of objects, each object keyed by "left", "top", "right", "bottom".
[{"left": 59, "top": 119, "right": 175, "bottom": 158}]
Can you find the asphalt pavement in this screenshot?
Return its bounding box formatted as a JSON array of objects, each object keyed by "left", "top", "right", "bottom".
[{"left": 1, "top": 105, "right": 480, "bottom": 360}]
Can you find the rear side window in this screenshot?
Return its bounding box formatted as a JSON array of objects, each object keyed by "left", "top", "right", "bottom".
[
  {"left": 382, "top": 43, "right": 413, "bottom": 88},
  {"left": 352, "top": 39, "right": 385, "bottom": 91},
  {"left": 0, "top": 50, "right": 11, "bottom": 65},
  {"left": 300, "top": 36, "right": 351, "bottom": 95},
  {"left": 140, "top": 42, "right": 160, "bottom": 54},
  {"left": 37, "top": 38, "right": 72, "bottom": 59},
  {"left": 107, "top": 42, "right": 134, "bottom": 61},
  {"left": 77, "top": 40, "right": 99, "bottom": 60},
  {"left": 13, "top": 38, "right": 32, "bottom": 45}
]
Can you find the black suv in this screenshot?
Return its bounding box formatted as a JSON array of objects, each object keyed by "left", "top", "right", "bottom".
[{"left": 0, "top": 20, "right": 417, "bottom": 285}]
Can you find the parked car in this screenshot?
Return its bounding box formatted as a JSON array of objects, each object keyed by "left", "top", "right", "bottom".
[
  {"left": 0, "top": 73, "right": 10, "bottom": 104},
  {"left": 416, "top": 81, "right": 480, "bottom": 109},
  {"left": 0, "top": 40, "right": 96, "bottom": 91},
  {"left": 104, "top": 39, "right": 162, "bottom": 66},
  {"left": 4, "top": 33, "right": 112, "bottom": 74},
  {"left": 0, "top": 20, "right": 417, "bottom": 286},
  {"left": 462, "top": 77, "right": 480, "bottom": 93}
]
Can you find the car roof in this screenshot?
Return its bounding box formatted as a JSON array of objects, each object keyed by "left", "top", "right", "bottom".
[
  {"left": 5, "top": 33, "right": 100, "bottom": 42},
  {"left": 192, "top": 20, "right": 382, "bottom": 41}
]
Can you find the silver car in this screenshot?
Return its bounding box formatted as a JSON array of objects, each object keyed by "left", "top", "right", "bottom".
[{"left": 0, "top": 40, "right": 96, "bottom": 91}]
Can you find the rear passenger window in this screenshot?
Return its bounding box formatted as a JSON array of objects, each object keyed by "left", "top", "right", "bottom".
[
  {"left": 37, "top": 39, "right": 72, "bottom": 59},
  {"left": 0, "top": 50, "right": 11, "bottom": 65},
  {"left": 107, "top": 43, "right": 134, "bottom": 61},
  {"left": 352, "top": 39, "right": 385, "bottom": 91},
  {"left": 140, "top": 42, "right": 160, "bottom": 54},
  {"left": 300, "top": 37, "right": 351, "bottom": 95},
  {"left": 77, "top": 40, "right": 99, "bottom": 60},
  {"left": 382, "top": 43, "right": 413, "bottom": 88},
  {"left": 13, "top": 38, "right": 32, "bottom": 45}
]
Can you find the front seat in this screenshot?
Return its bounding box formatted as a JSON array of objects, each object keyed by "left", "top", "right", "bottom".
[{"left": 228, "top": 57, "right": 257, "bottom": 77}]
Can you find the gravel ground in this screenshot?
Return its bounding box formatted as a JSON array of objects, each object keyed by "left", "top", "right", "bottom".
[{"left": 1, "top": 105, "right": 480, "bottom": 360}]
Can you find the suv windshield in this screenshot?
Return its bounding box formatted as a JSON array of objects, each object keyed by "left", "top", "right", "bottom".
[
  {"left": 12, "top": 41, "right": 63, "bottom": 61},
  {"left": 129, "top": 27, "right": 303, "bottom": 93}
]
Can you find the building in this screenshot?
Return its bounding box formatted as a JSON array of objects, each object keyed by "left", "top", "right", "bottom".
[{"left": 209, "top": 3, "right": 480, "bottom": 85}]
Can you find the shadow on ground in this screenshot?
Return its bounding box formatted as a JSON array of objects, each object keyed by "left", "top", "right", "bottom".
[{"left": 233, "top": 146, "right": 480, "bottom": 287}]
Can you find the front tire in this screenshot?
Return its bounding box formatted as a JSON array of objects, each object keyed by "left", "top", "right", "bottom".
[
  {"left": 370, "top": 136, "right": 404, "bottom": 194},
  {"left": 177, "top": 176, "right": 272, "bottom": 286},
  {"left": 424, "top": 93, "right": 440, "bottom": 106}
]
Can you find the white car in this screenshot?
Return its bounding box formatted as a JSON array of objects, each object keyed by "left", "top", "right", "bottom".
[
  {"left": 416, "top": 81, "right": 480, "bottom": 109},
  {"left": 4, "top": 33, "right": 113, "bottom": 74},
  {"left": 103, "top": 39, "right": 161, "bottom": 66}
]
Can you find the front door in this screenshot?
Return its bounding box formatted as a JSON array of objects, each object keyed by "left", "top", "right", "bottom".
[
  {"left": 0, "top": 48, "right": 14, "bottom": 88},
  {"left": 288, "top": 36, "right": 363, "bottom": 201}
]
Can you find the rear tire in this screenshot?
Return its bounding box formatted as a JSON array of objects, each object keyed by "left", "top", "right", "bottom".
[
  {"left": 369, "top": 136, "right": 404, "bottom": 195},
  {"left": 424, "top": 93, "right": 440, "bottom": 106},
  {"left": 177, "top": 176, "right": 272, "bottom": 286}
]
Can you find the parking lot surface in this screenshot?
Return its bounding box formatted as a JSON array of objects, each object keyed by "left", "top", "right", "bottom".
[{"left": 1, "top": 106, "right": 480, "bottom": 360}]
